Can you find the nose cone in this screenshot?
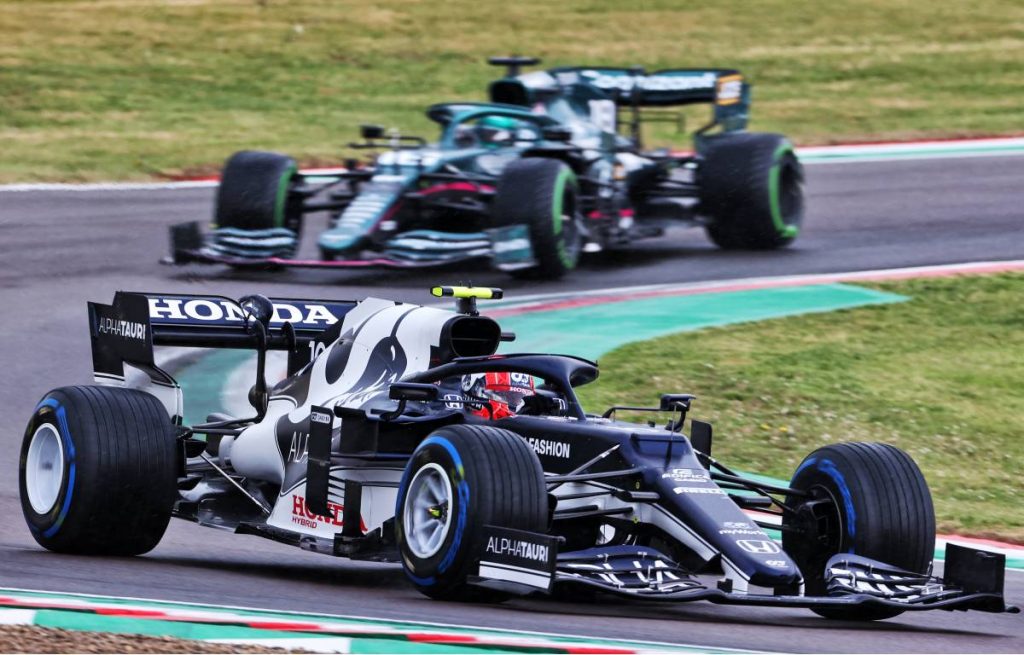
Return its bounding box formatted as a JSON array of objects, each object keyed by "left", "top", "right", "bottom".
[
  {"left": 743, "top": 546, "right": 803, "bottom": 589},
  {"left": 651, "top": 470, "right": 803, "bottom": 589}
]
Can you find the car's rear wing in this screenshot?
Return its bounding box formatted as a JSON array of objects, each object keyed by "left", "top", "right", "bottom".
[
  {"left": 552, "top": 67, "right": 747, "bottom": 107},
  {"left": 499, "top": 66, "right": 749, "bottom": 133},
  {"left": 88, "top": 292, "right": 357, "bottom": 419}
]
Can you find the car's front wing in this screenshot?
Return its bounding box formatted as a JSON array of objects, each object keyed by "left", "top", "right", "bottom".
[
  {"left": 471, "top": 537, "right": 1018, "bottom": 614},
  {"left": 166, "top": 221, "right": 536, "bottom": 272}
]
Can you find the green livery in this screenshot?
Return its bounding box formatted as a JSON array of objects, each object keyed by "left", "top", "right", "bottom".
[{"left": 170, "top": 56, "right": 804, "bottom": 280}]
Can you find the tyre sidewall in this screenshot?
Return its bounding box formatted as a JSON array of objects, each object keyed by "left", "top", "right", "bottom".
[
  {"left": 547, "top": 165, "right": 582, "bottom": 273},
  {"left": 769, "top": 147, "right": 803, "bottom": 242},
  {"left": 19, "top": 386, "right": 177, "bottom": 556},
  {"left": 786, "top": 458, "right": 856, "bottom": 592},
  {"left": 19, "top": 397, "right": 75, "bottom": 542},
  {"left": 784, "top": 443, "right": 934, "bottom": 620},
  {"left": 495, "top": 158, "right": 582, "bottom": 278},
  {"left": 395, "top": 434, "right": 476, "bottom": 591}
]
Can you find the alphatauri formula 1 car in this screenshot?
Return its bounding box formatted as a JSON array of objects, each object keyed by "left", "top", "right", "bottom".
[
  {"left": 20, "top": 288, "right": 1015, "bottom": 620},
  {"left": 168, "top": 56, "right": 803, "bottom": 279}
]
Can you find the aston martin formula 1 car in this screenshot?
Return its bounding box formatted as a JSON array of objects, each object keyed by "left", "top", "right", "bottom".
[
  {"left": 168, "top": 56, "right": 804, "bottom": 279},
  {"left": 20, "top": 287, "right": 1015, "bottom": 620}
]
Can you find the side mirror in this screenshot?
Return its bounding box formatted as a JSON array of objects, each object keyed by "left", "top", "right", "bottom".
[
  {"left": 360, "top": 124, "right": 385, "bottom": 140},
  {"left": 389, "top": 382, "right": 440, "bottom": 402},
  {"left": 660, "top": 393, "right": 696, "bottom": 412},
  {"left": 239, "top": 294, "right": 274, "bottom": 333},
  {"left": 542, "top": 126, "right": 573, "bottom": 142}
]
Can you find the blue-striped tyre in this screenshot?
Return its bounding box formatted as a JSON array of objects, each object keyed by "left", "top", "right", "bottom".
[
  {"left": 19, "top": 386, "right": 177, "bottom": 556},
  {"left": 395, "top": 424, "right": 547, "bottom": 601},
  {"left": 783, "top": 442, "right": 935, "bottom": 620}
]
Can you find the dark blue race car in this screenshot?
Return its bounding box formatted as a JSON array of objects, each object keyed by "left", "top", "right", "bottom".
[{"left": 169, "top": 57, "right": 804, "bottom": 279}]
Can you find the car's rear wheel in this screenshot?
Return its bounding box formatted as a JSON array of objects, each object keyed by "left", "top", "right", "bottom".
[
  {"left": 395, "top": 424, "right": 547, "bottom": 601},
  {"left": 700, "top": 132, "right": 804, "bottom": 249},
  {"left": 20, "top": 386, "right": 178, "bottom": 556},
  {"left": 493, "top": 158, "right": 582, "bottom": 279},
  {"left": 783, "top": 442, "right": 935, "bottom": 621},
  {"left": 212, "top": 150, "right": 303, "bottom": 262}
]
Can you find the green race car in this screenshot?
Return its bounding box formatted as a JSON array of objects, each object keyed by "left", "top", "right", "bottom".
[{"left": 169, "top": 56, "right": 804, "bottom": 279}]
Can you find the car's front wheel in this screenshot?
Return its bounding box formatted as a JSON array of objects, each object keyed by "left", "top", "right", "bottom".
[
  {"left": 783, "top": 442, "right": 935, "bottom": 620},
  {"left": 212, "top": 150, "right": 303, "bottom": 262},
  {"left": 493, "top": 158, "right": 583, "bottom": 279},
  {"left": 395, "top": 424, "right": 548, "bottom": 601}
]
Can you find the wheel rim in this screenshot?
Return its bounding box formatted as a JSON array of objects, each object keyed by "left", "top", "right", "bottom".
[
  {"left": 404, "top": 463, "right": 454, "bottom": 559},
  {"left": 786, "top": 483, "right": 844, "bottom": 591},
  {"left": 779, "top": 159, "right": 803, "bottom": 227},
  {"left": 25, "top": 424, "right": 64, "bottom": 514},
  {"left": 556, "top": 187, "right": 582, "bottom": 269}
]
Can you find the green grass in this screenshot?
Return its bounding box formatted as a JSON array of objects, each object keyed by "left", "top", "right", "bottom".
[
  {"left": 576, "top": 273, "right": 1024, "bottom": 542},
  {"left": 2, "top": 0, "right": 1024, "bottom": 181}
]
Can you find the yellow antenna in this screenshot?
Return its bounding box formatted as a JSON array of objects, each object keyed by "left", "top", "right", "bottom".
[{"left": 430, "top": 286, "right": 504, "bottom": 315}]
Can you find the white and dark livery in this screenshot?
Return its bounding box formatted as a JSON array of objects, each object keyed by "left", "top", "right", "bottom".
[{"left": 19, "top": 287, "right": 1017, "bottom": 620}]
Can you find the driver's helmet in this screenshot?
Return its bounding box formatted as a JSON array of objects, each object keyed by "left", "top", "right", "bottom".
[
  {"left": 461, "top": 372, "right": 534, "bottom": 419},
  {"left": 453, "top": 115, "right": 521, "bottom": 150},
  {"left": 476, "top": 115, "right": 519, "bottom": 148}
]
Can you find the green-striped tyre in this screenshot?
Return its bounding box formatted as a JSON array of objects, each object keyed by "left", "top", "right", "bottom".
[
  {"left": 493, "top": 158, "right": 583, "bottom": 279},
  {"left": 699, "top": 133, "right": 804, "bottom": 250},
  {"left": 214, "top": 150, "right": 302, "bottom": 260}
]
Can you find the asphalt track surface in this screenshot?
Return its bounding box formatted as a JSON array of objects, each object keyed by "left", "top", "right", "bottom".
[{"left": 1, "top": 154, "right": 1023, "bottom": 652}]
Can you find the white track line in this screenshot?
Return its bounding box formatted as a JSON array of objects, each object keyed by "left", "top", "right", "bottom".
[
  {"left": 0, "top": 180, "right": 218, "bottom": 192},
  {"left": 488, "top": 259, "right": 1024, "bottom": 312}
]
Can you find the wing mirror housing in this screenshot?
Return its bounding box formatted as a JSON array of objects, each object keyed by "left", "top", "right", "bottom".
[
  {"left": 660, "top": 393, "right": 696, "bottom": 412},
  {"left": 382, "top": 382, "right": 441, "bottom": 422},
  {"left": 360, "top": 124, "right": 386, "bottom": 140},
  {"left": 389, "top": 382, "right": 440, "bottom": 403},
  {"left": 239, "top": 294, "right": 274, "bottom": 334}
]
